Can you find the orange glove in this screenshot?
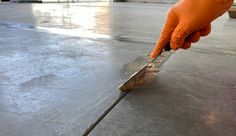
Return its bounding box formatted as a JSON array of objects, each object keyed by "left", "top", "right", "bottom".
[{"left": 150, "top": 0, "right": 234, "bottom": 59}]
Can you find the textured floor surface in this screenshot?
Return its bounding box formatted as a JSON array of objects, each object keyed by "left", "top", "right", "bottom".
[{"left": 0, "top": 2, "right": 236, "bottom": 136}]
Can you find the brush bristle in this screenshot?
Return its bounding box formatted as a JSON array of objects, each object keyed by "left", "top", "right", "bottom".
[{"left": 118, "top": 63, "right": 158, "bottom": 91}]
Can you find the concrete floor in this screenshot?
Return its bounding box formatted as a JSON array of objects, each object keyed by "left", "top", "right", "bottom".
[{"left": 0, "top": 2, "right": 236, "bottom": 136}]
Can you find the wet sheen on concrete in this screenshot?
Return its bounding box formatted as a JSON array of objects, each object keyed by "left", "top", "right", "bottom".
[{"left": 0, "top": 2, "right": 236, "bottom": 136}]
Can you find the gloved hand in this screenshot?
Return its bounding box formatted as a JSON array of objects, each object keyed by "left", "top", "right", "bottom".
[{"left": 150, "top": 0, "right": 234, "bottom": 59}]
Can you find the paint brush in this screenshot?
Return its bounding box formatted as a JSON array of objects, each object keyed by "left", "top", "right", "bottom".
[{"left": 118, "top": 43, "right": 171, "bottom": 92}]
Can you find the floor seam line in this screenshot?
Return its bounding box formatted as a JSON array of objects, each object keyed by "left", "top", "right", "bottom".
[{"left": 81, "top": 91, "right": 129, "bottom": 136}]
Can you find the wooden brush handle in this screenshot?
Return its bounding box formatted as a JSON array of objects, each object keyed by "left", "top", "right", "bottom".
[
  {"left": 164, "top": 42, "right": 171, "bottom": 51},
  {"left": 151, "top": 42, "right": 171, "bottom": 63}
]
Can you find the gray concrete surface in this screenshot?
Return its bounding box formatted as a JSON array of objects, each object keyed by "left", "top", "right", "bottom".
[{"left": 0, "top": 2, "right": 235, "bottom": 136}]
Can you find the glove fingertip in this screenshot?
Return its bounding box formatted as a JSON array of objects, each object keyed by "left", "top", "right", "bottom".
[{"left": 150, "top": 51, "right": 158, "bottom": 59}]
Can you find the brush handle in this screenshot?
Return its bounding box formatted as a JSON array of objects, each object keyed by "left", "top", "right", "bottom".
[
  {"left": 164, "top": 42, "right": 171, "bottom": 51},
  {"left": 151, "top": 42, "right": 171, "bottom": 63}
]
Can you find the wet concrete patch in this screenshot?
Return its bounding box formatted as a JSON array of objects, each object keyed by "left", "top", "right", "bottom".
[
  {"left": 20, "top": 74, "right": 58, "bottom": 89},
  {"left": 0, "top": 21, "right": 35, "bottom": 30},
  {"left": 0, "top": 21, "right": 111, "bottom": 40},
  {"left": 120, "top": 56, "right": 151, "bottom": 78}
]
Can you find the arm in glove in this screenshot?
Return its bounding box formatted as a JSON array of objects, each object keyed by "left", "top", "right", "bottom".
[{"left": 150, "top": 0, "right": 234, "bottom": 59}]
